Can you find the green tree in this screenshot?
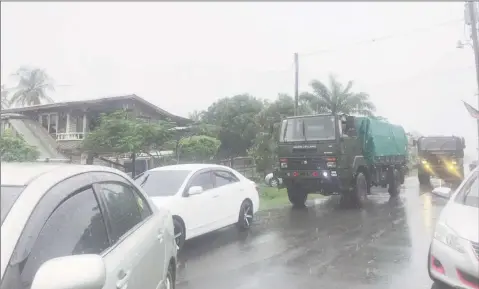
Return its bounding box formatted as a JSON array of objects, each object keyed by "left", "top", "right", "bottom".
[
  {"left": 10, "top": 67, "right": 55, "bottom": 107},
  {"left": 178, "top": 135, "right": 221, "bottom": 162},
  {"left": 0, "top": 129, "right": 40, "bottom": 162},
  {"left": 1, "top": 85, "right": 10, "bottom": 109},
  {"left": 300, "top": 75, "right": 376, "bottom": 116},
  {"left": 188, "top": 110, "right": 204, "bottom": 122},
  {"left": 201, "top": 94, "right": 264, "bottom": 158},
  {"left": 82, "top": 110, "right": 173, "bottom": 176}
]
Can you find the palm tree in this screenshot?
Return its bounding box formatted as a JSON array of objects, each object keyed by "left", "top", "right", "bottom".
[
  {"left": 10, "top": 67, "right": 54, "bottom": 107},
  {"left": 299, "top": 75, "right": 376, "bottom": 116},
  {"left": 1, "top": 85, "right": 10, "bottom": 109}
]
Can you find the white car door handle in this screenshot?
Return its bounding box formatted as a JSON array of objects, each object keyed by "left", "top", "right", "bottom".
[
  {"left": 157, "top": 229, "right": 164, "bottom": 241},
  {"left": 116, "top": 269, "right": 131, "bottom": 289},
  {"left": 212, "top": 195, "right": 219, "bottom": 198}
]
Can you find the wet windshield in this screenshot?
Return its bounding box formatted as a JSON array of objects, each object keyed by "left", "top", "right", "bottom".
[
  {"left": 280, "top": 116, "right": 336, "bottom": 142},
  {"left": 419, "top": 137, "right": 460, "bottom": 151},
  {"left": 1, "top": 186, "right": 25, "bottom": 224},
  {"left": 134, "top": 170, "right": 191, "bottom": 197}
]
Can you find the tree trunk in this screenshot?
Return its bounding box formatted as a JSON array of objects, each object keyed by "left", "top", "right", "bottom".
[{"left": 131, "top": 152, "right": 136, "bottom": 178}]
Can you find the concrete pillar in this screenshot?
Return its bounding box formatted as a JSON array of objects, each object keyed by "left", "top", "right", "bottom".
[{"left": 66, "top": 113, "right": 70, "bottom": 134}]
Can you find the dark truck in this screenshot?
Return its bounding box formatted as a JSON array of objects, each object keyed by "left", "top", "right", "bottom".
[
  {"left": 414, "top": 136, "right": 465, "bottom": 186},
  {"left": 274, "top": 114, "right": 408, "bottom": 207}
]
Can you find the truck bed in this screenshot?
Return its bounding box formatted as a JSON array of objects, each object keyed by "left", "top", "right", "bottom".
[{"left": 355, "top": 117, "right": 408, "bottom": 164}]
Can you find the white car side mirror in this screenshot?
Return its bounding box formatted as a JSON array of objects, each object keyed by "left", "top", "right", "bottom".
[
  {"left": 31, "top": 255, "right": 106, "bottom": 289},
  {"left": 432, "top": 187, "right": 452, "bottom": 199},
  {"left": 188, "top": 186, "right": 203, "bottom": 196}
]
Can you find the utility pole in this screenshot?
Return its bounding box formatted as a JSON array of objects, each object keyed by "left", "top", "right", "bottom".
[
  {"left": 467, "top": 1, "right": 479, "bottom": 159},
  {"left": 294, "top": 52, "right": 299, "bottom": 116}
]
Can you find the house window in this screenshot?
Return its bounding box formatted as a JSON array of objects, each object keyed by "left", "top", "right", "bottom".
[{"left": 39, "top": 113, "right": 58, "bottom": 134}]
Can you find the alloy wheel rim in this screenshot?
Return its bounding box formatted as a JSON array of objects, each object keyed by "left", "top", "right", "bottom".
[
  {"left": 243, "top": 205, "right": 253, "bottom": 227},
  {"left": 271, "top": 179, "right": 278, "bottom": 187}
]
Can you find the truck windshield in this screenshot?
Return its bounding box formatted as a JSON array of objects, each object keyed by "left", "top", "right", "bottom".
[
  {"left": 419, "top": 137, "right": 460, "bottom": 151},
  {"left": 280, "top": 116, "right": 336, "bottom": 142}
]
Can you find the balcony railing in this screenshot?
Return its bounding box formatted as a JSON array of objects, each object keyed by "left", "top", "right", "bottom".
[{"left": 55, "top": 132, "right": 85, "bottom": 141}]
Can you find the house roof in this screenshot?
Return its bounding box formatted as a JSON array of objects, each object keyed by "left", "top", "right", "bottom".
[{"left": 1, "top": 94, "right": 192, "bottom": 124}]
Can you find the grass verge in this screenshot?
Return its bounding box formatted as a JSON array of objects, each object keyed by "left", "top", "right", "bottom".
[{"left": 258, "top": 185, "right": 323, "bottom": 211}]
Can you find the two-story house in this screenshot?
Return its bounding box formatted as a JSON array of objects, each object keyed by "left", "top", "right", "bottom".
[{"left": 1, "top": 94, "right": 192, "bottom": 173}]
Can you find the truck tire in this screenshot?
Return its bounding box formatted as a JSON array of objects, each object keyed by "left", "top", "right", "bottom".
[
  {"left": 399, "top": 169, "right": 405, "bottom": 185},
  {"left": 287, "top": 187, "right": 307, "bottom": 207},
  {"left": 418, "top": 173, "right": 431, "bottom": 186},
  {"left": 388, "top": 167, "right": 400, "bottom": 197},
  {"left": 352, "top": 172, "right": 368, "bottom": 207}
]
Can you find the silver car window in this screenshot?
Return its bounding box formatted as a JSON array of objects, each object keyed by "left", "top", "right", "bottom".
[
  {"left": 6, "top": 187, "right": 109, "bottom": 289},
  {"left": 95, "top": 182, "right": 149, "bottom": 244}
]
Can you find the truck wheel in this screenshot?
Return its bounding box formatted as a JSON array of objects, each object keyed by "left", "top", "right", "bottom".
[
  {"left": 388, "top": 167, "right": 400, "bottom": 197},
  {"left": 352, "top": 172, "right": 368, "bottom": 206},
  {"left": 399, "top": 170, "right": 405, "bottom": 185},
  {"left": 418, "top": 173, "right": 431, "bottom": 186},
  {"left": 287, "top": 187, "right": 307, "bottom": 207}
]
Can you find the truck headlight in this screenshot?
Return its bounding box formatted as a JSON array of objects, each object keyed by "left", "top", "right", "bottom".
[
  {"left": 280, "top": 162, "right": 288, "bottom": 168},
  {"left": 434, "top": 223, "right": 465, "bottom": 253},
  {"left": 421, "top": 159, "right": 428, "bottom": 164}
]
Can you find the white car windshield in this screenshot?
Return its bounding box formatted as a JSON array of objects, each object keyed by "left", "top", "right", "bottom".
[{"left": 135, "top": 170, "right": 191, "bottom": 197}]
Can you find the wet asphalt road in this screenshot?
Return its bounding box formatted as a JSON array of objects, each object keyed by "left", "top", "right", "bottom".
[{"left": 176, "top": 175, "right": 451, "bottom": 289}]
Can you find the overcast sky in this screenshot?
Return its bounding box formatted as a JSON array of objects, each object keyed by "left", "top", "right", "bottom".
[{"left": 1, "top": 2, "right": 478, "bottom": 159}]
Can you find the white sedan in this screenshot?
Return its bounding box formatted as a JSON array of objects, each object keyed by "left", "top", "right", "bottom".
[
  {"left": 1, "top": 163, "right": 177, "bottom": 289},
  {"left": 428, "top": 167, "right": 479, "bottom": 289},
  {"left": 135, "top": 164, "right": 260, "bottom": 250}
]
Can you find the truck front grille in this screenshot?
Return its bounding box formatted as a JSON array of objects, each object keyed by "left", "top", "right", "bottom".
[{"left": 286, "top": 158, "right": 326, "bottom": 170}]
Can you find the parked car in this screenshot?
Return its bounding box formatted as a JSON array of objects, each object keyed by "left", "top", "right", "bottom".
[
  {"left": 428, "top": 167, "right": 478, "bottom": 289},
  {"left": 265, "top": 172, "right": 282, "bottom": 187},
  {"left": 1, "top": 163, "right": 177, "bottom": 289},
  {"left": 135, "top": 164, "right": 260, "bottom": 250}
]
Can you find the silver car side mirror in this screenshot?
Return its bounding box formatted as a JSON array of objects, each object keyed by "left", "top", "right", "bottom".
[{"left": 31, "top": 254, "right": 106, "bottom": 289}]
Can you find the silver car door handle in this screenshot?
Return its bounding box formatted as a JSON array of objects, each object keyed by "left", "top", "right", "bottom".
[{"left": 116, "top": 270, "right": 131, "bottom": 289}]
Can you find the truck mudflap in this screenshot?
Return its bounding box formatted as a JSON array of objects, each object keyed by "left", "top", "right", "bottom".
[{"left": 277, "top": 169, "right": 348, "bottom": 194}]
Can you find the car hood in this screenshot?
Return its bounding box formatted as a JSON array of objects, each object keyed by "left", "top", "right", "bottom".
[{"left": 444, "top": 203, "right": 479, "bottom": 242}]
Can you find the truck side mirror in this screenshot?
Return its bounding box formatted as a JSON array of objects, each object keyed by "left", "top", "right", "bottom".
[
  {"left": 412, "top": 139, "right": 417, "bottom": 146},
  {"left": 462, "top": 137, "right": 466, "bottom": 148},
  {"left": 269, "top": 123, "right": 274, "bottom": 135}
]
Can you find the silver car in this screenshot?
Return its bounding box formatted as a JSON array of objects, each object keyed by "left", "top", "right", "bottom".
[
  {"left": 428, "top": 167, "right": 478, "bottom": 289},
  {"left": 0, "top": 163, "right": 177, "bottom": 289}
]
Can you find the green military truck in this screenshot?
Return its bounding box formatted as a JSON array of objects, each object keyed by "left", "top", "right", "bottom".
[
  {"left": 273, "top": 114, "right": 408, "bottom": 207},
  {"left": 414, "top": 136, "right": 465, "bottom": 187}
]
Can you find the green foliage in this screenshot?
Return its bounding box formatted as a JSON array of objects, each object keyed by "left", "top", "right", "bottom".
[
  {"left": 0, "top": 129, "right": 40, "bottom": 162},
  {"left": 248, "top": 132, "right": 276, "bottom": 175},
  {"left": 202, "top": 94, "right": 264, "bottom": 157},
  {"left": 299, "top": 74, "right": 376, "bottom": 116},
  {"left": 82, "top": 110, "right": 173, "bottom": 154},
  {"left": 179, "top": 135, "right": 221, "bottom": 162},
  {"left": 10, "top": 67, "right": 54, "bottom": 107}
]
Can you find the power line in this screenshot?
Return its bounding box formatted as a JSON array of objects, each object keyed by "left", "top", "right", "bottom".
[{"left": 300, "top": 18, "right": 464, "bottom": 57}]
